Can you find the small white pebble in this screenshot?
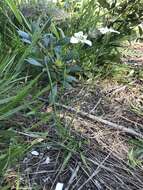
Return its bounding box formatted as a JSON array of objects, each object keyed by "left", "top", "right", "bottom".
[
  {"left": 45, "top": 157, "right": 50, "bottom": 164},
  {"left": 31, "top": 150, "right": 39, "bottom": 156},
  {"left": 55, "top": 182, "right": 64, "bottom": 190}
]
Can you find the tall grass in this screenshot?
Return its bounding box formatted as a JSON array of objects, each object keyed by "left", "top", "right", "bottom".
[
  {"left": 0, "top": 2, "right": 86, "bottom": 187},
  {"left": 0, "top": 1, "right": 44, "bottom": 182}
]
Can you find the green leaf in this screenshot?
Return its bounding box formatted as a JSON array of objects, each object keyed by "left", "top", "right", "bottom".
[
  {"left": 0, "top": 97, "right": 14, "bottom": 105},
  {"left": 68, "top": 65, "right": 81, "bottom": 73},
  {"left": 17, "top": 30, "right": 30, "bottom": 40},
  {"left": 80, "top": 153, "right": 90, "bottom": 171},
  {"left": 63, "top": 81, "right": 72, "bottom": 89},
  {"left": 60, "top": 152, "right": 72, "bottom": 172},
  {"left": 4, "top": 0, "right": 22, "bottom": 23},
  {"left": 0, "top": 75, "right": 40, "bottom": 120},
  {"left": 26, "top": 58, "right": 43, "bottom": 67},
  {"left": 98, "top": 0, "right": 110, "bottom": 9},
  {"left": 49, "top": 84, "right": 57, "bottom": 104},
  {"left": 50, "top": 23, "right": 60, "bottom": 40},
  {"left": 66, "top": 75, "right": 78, "bottom": 83}
]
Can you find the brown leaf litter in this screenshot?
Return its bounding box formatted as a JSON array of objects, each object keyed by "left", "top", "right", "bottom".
[{"left": 12, "top": 79, "right": 143, "bottom": 190}]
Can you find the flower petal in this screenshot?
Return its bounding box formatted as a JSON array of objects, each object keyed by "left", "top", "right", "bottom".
[
  {"left": 74, "top": 31, "right": 84, "bottom": 38},
  {"left": 108, "top": 28, "right": 120, "bottom": 34},
  {"left": 70, "top": 36, "right": 79, "bottom": 44},
  {"left": 84, "top": 39, "right": 92, "bottom": 46},
  {"left": 98, "top": 27, "right": 120, "bottom": 34},
  {"left": 98, "top": 27, "right": 109, "bottom": 34}
]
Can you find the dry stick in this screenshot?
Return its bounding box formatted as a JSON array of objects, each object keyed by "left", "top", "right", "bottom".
[
  {"left": 89, "top": 98, "right": 102, "bottom": 114},
  {"left": 56, "top": 103, "right": 143, "bottom": 139},
  {"left": 106, "top": 81, "right": 135, "bottom": 95},
  {"left": 65, "top": 165, "right": 80, "bottom": 190},
  {"left": 78, "top": 152, "right": 111, "bottom": 190}
]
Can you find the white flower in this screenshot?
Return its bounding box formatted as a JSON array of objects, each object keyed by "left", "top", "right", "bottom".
[
  {"left": 70, "top": 36, "right": 79, "bottom": 44},
  {"left": 98, "top": 27, "right": 120, "bottom": 34},
  {"left": 55, "top": 183, "right": 64, "bottom": 190},
  {"left": 31, "top": 150, "right": 39, "bottom": 156},
  {"left": 70, "top": 31, "right": 92, "bottom": 46},
  {"left": 139, "top": 23, "right": 143, "bottom": 29}
]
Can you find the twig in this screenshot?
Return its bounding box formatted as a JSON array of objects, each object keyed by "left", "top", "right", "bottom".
[
  {"left": 106, "top": 81, "right": 135, "bottom": 95},
  {"left": 38, "top": 97, "right": 143, "bottom": 139},
  {"left": 65, "top": 165, "right": 80, "bottom": 190},
  {"left": 89, "top": 98, "right": 102, "bottom": 114},
  {"left": 56, "top": 103, "right": 143, "bottom": 139},
  {"left": 78, "top": 152, "right": 111, "bottom": 190}
]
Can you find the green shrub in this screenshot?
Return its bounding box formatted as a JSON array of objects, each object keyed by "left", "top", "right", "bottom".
[{"left": 61, "top": 0, "right": 143, "bottom": 77}]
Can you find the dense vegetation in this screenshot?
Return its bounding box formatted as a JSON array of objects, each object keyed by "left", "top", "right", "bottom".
[{"left": 0, "top": 0, "right": 143, "bottom": 189}]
